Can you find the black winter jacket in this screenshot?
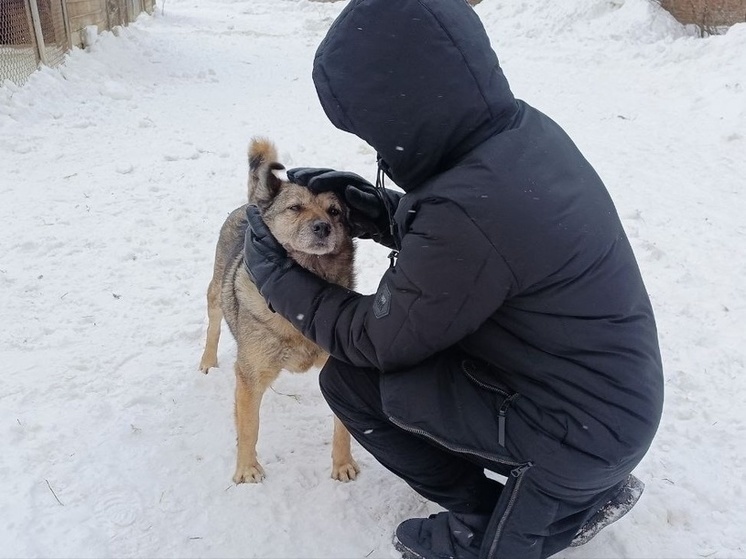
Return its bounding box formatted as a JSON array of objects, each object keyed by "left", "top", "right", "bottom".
[{"left": 263, "top": 0, "right": 664, "bottom": 463}]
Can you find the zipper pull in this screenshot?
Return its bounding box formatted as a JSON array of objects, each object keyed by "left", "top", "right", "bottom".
[
  {"left": 376, "top": 157, "right": 401, "bottom": 252},
  {"left": 511, "top": 462, "right": 533, "bottom": 478},
  {"left": 497, "top": 394, "right": 518, "bottom": 447},
  {"left": 388, "top": 250, "right": 399, "bottom": 268}
]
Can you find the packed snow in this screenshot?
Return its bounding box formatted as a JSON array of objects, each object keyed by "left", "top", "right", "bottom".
[{"left": 1, "top": 0, "right": 744, "bottom": 557}]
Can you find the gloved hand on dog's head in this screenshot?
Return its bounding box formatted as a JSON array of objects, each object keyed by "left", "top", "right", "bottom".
[
  {"left": 243, "top": 205, "right": 294, "bottom": 299},
  {"left": 287, "top": 167, "right": 402, "bottom": 249}
]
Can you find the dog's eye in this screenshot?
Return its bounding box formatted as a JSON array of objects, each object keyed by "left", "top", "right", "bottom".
[
  {"left": 328, "top": 207, "right": 341, "bottom": 217},
  {"left": 288, "top": 204, "right": 303, "bottom": 212}
]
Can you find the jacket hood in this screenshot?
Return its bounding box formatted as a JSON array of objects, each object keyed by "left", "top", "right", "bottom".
[{"left": 312, "top": 0, "right": 518, "bottom": 190}]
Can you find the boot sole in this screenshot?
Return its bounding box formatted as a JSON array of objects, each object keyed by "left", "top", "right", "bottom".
[
  {"left": 570, "top": 474, "right": 645, "bottom": 547},
  {"left": 393, "top": 537, "right": 426, "bottom": 559}
]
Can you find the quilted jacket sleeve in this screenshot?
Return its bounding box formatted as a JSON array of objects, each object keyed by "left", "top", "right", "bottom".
[{"left": 261, "top": 198, "right": 516, "bottom": 371}]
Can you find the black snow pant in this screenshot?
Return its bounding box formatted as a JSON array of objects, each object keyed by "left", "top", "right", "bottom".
[{"left": 319, "top": 350, "right": 644, "bottom": 559}]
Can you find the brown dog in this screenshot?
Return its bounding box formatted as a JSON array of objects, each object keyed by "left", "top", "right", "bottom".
[{"left": 199, "top": 138, "right": 359, "bottom": 484}]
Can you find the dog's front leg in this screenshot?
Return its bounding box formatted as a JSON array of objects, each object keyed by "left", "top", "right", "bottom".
[
  {"left": 331, "top": 415, "right": 360, "bottom": 482},
  {"left": 233, "top": 365, "right": 267, "bottom": 483},
  {"left": 199, "top": 278, "right": 223, "bottom": 373}
]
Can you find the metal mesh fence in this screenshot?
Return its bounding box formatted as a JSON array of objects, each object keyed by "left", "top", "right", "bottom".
[
  {"left": 0, "top": 0, "right": 39, "bottom": 85},
  {"left": 2, "top": 0, "right": 153, "bottom": 87}
]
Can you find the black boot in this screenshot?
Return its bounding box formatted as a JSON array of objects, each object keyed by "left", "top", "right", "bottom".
[
  {"left": 394, "top": 511, "right": 491, "bottom": 559},
  {"left": 570, "top": 474, "right": 645, "bottom": 547}
]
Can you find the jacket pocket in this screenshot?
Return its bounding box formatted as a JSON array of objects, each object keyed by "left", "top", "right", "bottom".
[{"left": 461, "top": 359, "right": 520, "bottom": 447}]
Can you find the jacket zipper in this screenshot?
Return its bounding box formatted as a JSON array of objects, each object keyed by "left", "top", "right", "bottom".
[
  {"left": 487, "top": 462, "right": 534, "bottom": 559},
  {"left": 497, "top": 394, "right": 519, "bottom": 447},
  {"left": 388, "top": 413, "right": 533, "bottom": 559},
  {"left": 461, "top": 362, "right": 520, "bottom": 447},
  {"left": 387, "top": 416, "right": 522, "bottom": 468},
  {"left": 461, "top": 361, "right": 512, "bottom": 397}
]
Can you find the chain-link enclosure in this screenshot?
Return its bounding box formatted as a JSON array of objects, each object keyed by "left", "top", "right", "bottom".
[
  {"left": 1, "top": 0, "right": 154, "bottom": 87},
  {"left": 1, "top": 0, "right": 69, "bottom": 85},
  {"left": 0, "top": 0, "right": 39, "bottom": 85}
]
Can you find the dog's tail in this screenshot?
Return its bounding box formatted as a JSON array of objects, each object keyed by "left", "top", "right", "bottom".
[{"left": 248, "top": 137, "right": 286, "bottom": 210}]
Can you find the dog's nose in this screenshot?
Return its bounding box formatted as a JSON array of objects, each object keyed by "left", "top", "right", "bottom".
[{"left": 312, "top": 220, "right": 332, "bottom": 239}]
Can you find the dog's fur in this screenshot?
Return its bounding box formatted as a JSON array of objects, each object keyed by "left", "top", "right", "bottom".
[{"left": 199, "top": 138, "right": 359, "bottom": 484}]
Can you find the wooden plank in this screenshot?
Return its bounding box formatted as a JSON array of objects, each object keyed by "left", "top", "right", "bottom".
[
  {"left": 65, "top": 0, "right": 106, "bottom": 20},
  {"left": 66, "top": 0, "right": 107, "bottom": 47},
  {"left": 66, "top": 0, "right": 106, "bottom": 25},
  {"left": 60, "top": 0, "right": 73, "bottom": 49},
  {"left": 69, "top": 12, "right": 106, "bottom": 29}
]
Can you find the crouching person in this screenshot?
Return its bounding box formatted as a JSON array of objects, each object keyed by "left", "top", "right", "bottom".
[{"left": 242, "top": 0, "right": 663, "bottom": 557}]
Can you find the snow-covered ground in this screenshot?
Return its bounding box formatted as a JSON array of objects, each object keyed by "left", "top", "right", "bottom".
[{"left": 1, "top": 0, "right": 744, "bottom": 557}]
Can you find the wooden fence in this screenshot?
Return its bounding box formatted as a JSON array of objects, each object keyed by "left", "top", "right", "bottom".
[{"left": 1, "top": 0, "right": 155, "bottom": 86}]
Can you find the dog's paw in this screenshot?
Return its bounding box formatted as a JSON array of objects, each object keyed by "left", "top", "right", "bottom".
[
  {"left": 198, "top": 355, "right": 218, "bottom": 374},
  {"left": 331, "top": 458, "right": 360, "bottom": 482},
  {"left": 233, "top": 462, "right": 266, "bottom": 484}
]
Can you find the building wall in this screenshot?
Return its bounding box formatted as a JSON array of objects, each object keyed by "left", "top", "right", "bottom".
[
  {"left": 659, "top": 0, "right": 746, "bottom": 28},
  {"left": 65, "top": 0, "right": 108, "bottom": 46}
]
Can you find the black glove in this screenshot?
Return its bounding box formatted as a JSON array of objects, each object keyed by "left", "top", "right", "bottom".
[
  {"left": 286, "top": 167, "right": 402, "bottom": 249},
  {"left": 243, "top": 205, "right": 294, "bottom": 297}
]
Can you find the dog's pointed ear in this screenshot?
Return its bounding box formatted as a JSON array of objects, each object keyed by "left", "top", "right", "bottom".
[
  {"left": 250, "top": 161, "right": 285, "bottom": 208},
  {"left": 247, "top": 138, "right": 285, "bottom": 210}
]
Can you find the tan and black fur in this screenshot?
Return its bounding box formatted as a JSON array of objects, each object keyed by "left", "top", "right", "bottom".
[{"left": 199, "top": 138, "right": 359, "bottom": 484}]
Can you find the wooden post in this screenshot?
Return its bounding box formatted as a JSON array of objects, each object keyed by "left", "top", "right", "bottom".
[
  {"left": 124, "top": 0, "right": 132, "bottom": 25},
  {"left": 59, "top": 0, "right": 73, "bottom": 50},
  {"left": 26, "top": 0, "right": 49, "bottom": 65}
]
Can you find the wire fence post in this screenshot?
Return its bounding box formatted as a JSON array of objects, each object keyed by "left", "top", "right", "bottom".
[
  {"left": 26, "top": 0, "right": 49, "bottom": 66},
  {"left": 60, "top": 0, "right": 72, "bottom": 50}
]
